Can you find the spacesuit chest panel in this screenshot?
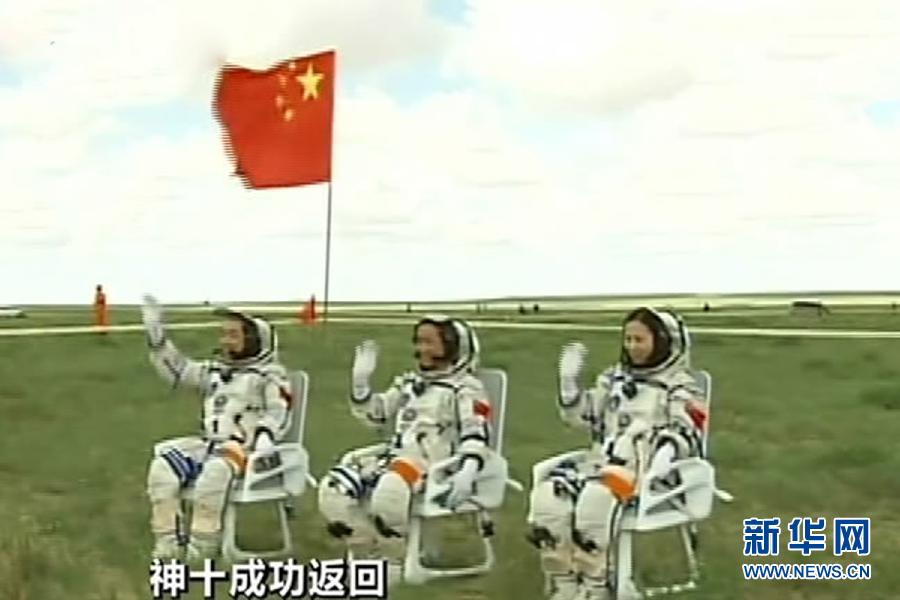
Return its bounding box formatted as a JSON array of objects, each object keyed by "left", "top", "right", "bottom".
[
  {"left": 202, "top": 369, "right": 263, "bottom": 440},
  {"left": 392, "top": 380, "right": 456, "bottom": 451},
  {"left": 604, "top": 376, "right": 669, "bottom": 431}
]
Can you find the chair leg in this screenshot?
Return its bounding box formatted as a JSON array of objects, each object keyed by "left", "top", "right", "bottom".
[
  {"left": 277, "top": 501, "right": 293, "bottom": 556},
  {"left": 479, "top": 531, "right": 495, "bottom": 573},
  {"left": 680, "top": 525, "right": 699, "bottom": 581},
  {"left": 404, "top": 517, "right": 428, "bottom": 584},
  {"left": 403, "top": 514, "right": 495, "bottom": 585},
  {"left": 221, "top": 501, "right": 294, "bottom": 565},
  {"left": 613, "top": 529, "right": 642, "bottom": 600},
  {"left": 616, "top": 526, "right": 702, "bottom": 599},
  {"left": 221, "top": 503, "right": 238, "bottom": 563},
  {"left": 420, "top": 518, "right": 442, "bottom": 564},
  {"left": 477, "top": 511, "right": 495, "bottom": 572}
]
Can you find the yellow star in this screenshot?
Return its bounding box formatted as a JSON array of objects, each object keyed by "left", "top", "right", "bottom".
[{"left": 295, "top": 62, "right": 324, "bottom": 101}]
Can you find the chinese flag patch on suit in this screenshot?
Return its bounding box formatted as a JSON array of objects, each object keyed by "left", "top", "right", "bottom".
[{"left": 214, "top": 50, "right": 335, "bottom": 189}]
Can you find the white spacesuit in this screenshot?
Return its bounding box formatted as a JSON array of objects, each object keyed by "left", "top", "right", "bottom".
[
  {"left": 318, "top": 315, "right": 493, "bottom": 580},
  {"left": 140, "top": 295, "right": 293, "bottom": 561},
  {"left": 527, "top": 308, "right": 708, "bottom": 600}
]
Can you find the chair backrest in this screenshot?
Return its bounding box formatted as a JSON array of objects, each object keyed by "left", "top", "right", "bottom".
[
  {"left": 688, "top": 369, "right": 713, "bottom": 457},
  {"left": 281, "top": 370, "right": 309, "bottom": 446},
  {"left": 475, "top": 368, "right": 508, "bottom": 455}
]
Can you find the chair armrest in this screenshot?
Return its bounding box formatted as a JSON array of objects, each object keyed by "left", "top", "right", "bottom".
[
  {"left": 417, "top": 451, "right": 509, "bottom": 517},
  {"left": 715, "top": 487, "right": 734, "bottom": 503},
  {"left": 630, "top": 457, "right": 716, "bottom": 531},
  {"left": 506, "top": 478, "right": 525, "bottom": 493},
  {"left": 239, "top": 442, "right": 309, "bottom": 497}
]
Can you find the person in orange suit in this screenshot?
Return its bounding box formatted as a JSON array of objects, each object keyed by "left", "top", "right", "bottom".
[
  {"left": 94, "top": 285, "right": 109, "bottom": 330},
  {"left": 300, "top": 295, "right": 318, "bottom": 324}
]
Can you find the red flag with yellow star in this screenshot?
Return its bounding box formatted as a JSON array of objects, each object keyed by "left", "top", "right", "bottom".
[{"left": 214, "top": 50, "right": 335, "bottom": 189}]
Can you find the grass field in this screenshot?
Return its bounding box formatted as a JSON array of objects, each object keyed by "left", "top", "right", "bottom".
[{"left": 2, "top": 307, "right": 900, "bottom": 599}]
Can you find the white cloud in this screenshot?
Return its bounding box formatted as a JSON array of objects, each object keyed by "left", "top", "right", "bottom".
[
  {"left": 218, "top": 0, "right": 453, "bottom": 72},
  {"left": 3, "top": 2, "right": 900, "bottom": 303},
  {"left": 331, "top": 87, "right": 561, "bottom": 242},
  {"left": 0, "top": 0, "right": 453, "bottom": 137},
  {"left": 449, "top": 0, "right": 900, "bottom": 114},
  {"left": 446, "top": 0, "right": 694, "bottom": 114}
]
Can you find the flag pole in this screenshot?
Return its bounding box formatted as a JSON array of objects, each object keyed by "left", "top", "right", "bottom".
[
  {"left": 323, "top": 48, "right": 337, "bottom": 324},
  {"left": 323, "top": 181, "right": 333, "bottom": 322}
]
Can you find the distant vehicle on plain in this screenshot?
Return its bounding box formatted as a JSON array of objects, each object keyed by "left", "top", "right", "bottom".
[{"left": 0, "top": 305, "right": 26, "bottom": 318}]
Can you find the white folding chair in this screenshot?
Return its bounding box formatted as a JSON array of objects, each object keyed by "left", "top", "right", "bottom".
[
  {"left": 155, "top": 370, "right": 315, "bottom": 564},
  {"left": 530, "top": 369, "right": 733, "bottom": 600},
  {"left": 608, "top": 369, "right": 736, "bottom": 599},
  {"left": 404, "top": 367, "right": 525, "bottom": 584}
]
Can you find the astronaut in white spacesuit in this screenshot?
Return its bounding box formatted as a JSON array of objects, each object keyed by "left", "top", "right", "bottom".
[
  {"left": 318, "top": 315, "right": 493, "bottom": 581},
  {"left": 140, "top": 295, "right": 293, "bottom": 562},
  {"left": 526, "top": 307, "right": 708, "bottom": 600}
]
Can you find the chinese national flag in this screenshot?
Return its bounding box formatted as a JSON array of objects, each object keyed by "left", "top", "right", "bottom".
[{"left": 214, "top": 50, "right": 335, "bottom": 189}]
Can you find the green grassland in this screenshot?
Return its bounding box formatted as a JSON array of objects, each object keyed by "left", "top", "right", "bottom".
[{"left": 1, "top": 310, "right": 899, "bottom": 599}]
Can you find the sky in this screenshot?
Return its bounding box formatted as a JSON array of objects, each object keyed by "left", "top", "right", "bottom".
[{"left": 1, "top": 0, "right": 899, "bottom": 304}]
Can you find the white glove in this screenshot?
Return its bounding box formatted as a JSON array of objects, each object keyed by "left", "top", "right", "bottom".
[
  {"left": 444, "top": 458, "right": 480, "bottom": 510},
  {"left": 558, "top": 341, "right": 588, "bottom": 402},
  {"left": 253, "top": 430, "right": 280, "bottom": 471},
  {"left": 351, "top": 340, "right": 379, "bottom": 399},
  {"left": 255, "top": 430, "right": 275, "bottom": 452},
  {"left": 646, "top": 443, "right": 677, "bottom": 481},
  {"left": 141, "top": 294, "right": 166, "bottom": 348}
]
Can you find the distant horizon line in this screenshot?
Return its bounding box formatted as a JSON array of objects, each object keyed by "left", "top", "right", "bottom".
[{"left": 6, "top": 289, "right": 900, "bottom": 308}]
